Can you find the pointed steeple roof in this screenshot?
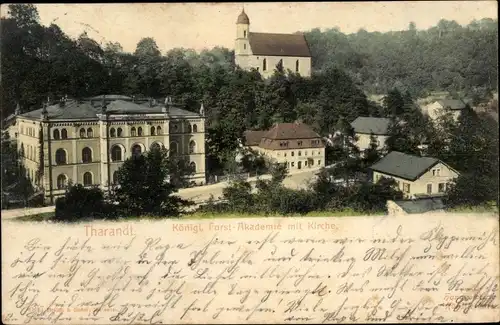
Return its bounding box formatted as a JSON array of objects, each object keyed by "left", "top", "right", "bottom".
[{"left": 237, "top": 8, "right": 250, "bottom": 24}]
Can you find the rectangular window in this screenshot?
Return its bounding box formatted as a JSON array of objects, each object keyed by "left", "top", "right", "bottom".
[
  {"left": 432, "top": 168, "right": 441, "bottom": 176},
  {"left": 427, "top": 184, "right": 432, "bottom": 194},
  {"left": 291, "top": 162, "right": 295, "bottom": 167},
  {"left": 403, "top": 183, "right": 411, "bottom": 193},
  {"left": 438, "top": 183, "right": 445, "bottom": 192},
  {"left": 317, "top": 160, "right": 321, "bottom": 166}
]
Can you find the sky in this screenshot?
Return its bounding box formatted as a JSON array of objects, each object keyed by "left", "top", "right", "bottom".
[{"left": 4, "top": 2, "right": 498, "bottom": 53}]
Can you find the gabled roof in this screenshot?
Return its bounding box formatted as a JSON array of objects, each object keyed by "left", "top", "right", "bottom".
[
  {"left": 437, "top": 99, "right": 467, "bottom": 110},
  {"left": 351, "top": 117, "right": 391, "bottom": 135},
  {"left": 263, "top": 122, "right": 320, "bottom": 140},
  {"left": 244, "top": 130, "right": 267, "bottom": 146},
  {"left": 248, "top": 32, "right": 311, "bottom": 57},
  {"left": 370, "top": 151, "right": 441, "bottom": 181}
]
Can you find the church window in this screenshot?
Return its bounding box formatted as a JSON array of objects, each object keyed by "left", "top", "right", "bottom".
[
  {"left": 296, "top": 60, "right": 299, "bottom": 72},
  {"left": 263, "top": 58, "right": 267, "bottom": 71},
  {"left": 244, "top": 30, "right": 247, "bottom": 38}
]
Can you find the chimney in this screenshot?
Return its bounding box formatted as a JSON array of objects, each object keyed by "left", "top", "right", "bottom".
[
  {"left": 15, "top": 102, "right": 21, "bottom": 115},
  {"left": 199, "top": 102, "right": 205, "bottom": 117}
]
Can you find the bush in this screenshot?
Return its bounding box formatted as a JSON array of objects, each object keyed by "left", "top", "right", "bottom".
[{"left": 54, "top": 184, "right": 115, "bottom": 222}]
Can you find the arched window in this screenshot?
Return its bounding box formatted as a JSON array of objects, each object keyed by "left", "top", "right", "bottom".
[
  {"left": 117, "top": 128, "right": 123, "bottom": 137},
  {"left": 151, "top": 142, "right": 162, "bottom": 151},
  {"left": 291, "top": 151, "right": 295, "bottom": 157},
  {"left": 111, "top": 145, "right": 122, "bottom": 162},
  {"left": 169, "top": 141, "right": 178, "bottom": 156},
  {"left": 298, "top": 151, "right": 302, "bottom": 156},
  {"left": 189, "top": 140, "right": 196, "bottom": 154},
  {"left": 150, "top": 126, "right": 156, "bottom": 135},
  {"left": 82, "top": 147, "right": 92, "bottom": 163},
  {"left": 61, "top": 129, "right": 68, "bottom": 139},
  {"left": 190, "top": 161, "right": 197, "bottom": 173},
  {"left": 53, "top": 129, "right": 60, "bottom": 140},
  {"left": 263, "top": 58, "right": 267, "bottom": 71},
  {"left": 83, "top": 172, "right": 93, "bottom": 186},
  {"left": 110, "top": 128, "right": 116, "bottom": 137},
  {"left": 244, "top": 30, "right": 247, "bottom": 38},
  {"left": 131, "top": 127, "right": 136, "bottom": 137},
  {"left": 55, "top": 149, "right": 67, "bottom": 165},
  {"left": 137, "top": 127, "right": 143, "bottom": 136},
  {"left": 132, "top": 144, "right": 142, "bottom": 157},
  {"left": 57, "top": 174, "right": 68, "bottom": 189},
  {"left": 79, "top": 128, "right": 86, "bottom": 138},
  {"left": 112, "top": 171, "right": 118, "bottom": 184},
  {"left": 87, "top": 128, "right": 93, "bottom": 138},
  {"left": 295, "top": 60, "right": 299, "bottom": 72},
  {"left": 157, "top": 126, "right": 162, "bottom": 135},
  {"left": 187, "top": 124, "right": 192, "bottom": 133},
  {"left": 193, "top": 124, "right": 198, "bottom": 133}
]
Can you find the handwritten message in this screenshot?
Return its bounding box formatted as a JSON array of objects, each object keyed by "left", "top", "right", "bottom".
[{"left": 2, "top": 213, "right": 499, "bottom": 324}]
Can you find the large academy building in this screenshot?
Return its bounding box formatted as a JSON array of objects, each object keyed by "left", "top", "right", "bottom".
[{"left": 16, "top": 95, "right": 207, "bottom": 204}]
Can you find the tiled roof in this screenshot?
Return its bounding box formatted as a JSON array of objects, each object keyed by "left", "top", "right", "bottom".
[
  {"left": 370, "top": 151, "right": 440, "bottom": 181},
  {"left": 263, "top": 122, "right": 320, "bottom": 140},
  {"left": 437, "top": 99, "right": 467, "bottom": 110},
  {"left": 19, "top": 97, "right": 201, "bottom": 121},
  {"left": 351, "top": 117, "right": 391, "bottom": 135},
  {"left": 243, "top": 130, "right": 267, "bottom": 146},
  {"left": 249, "top": 32, "right": 311, "bottom": 57}
]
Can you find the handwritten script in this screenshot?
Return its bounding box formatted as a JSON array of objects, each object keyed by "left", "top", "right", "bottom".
[{"left": 2, "top": 213, "right": 499, "bottom": 324}]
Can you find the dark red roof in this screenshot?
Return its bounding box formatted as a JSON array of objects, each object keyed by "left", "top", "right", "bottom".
[
  {"left": 244, "top": 130, "right": 267, "bottom": 146},
  {"left": 248, "top": 32, "right": 311, "bottom": 57},
  {"left": 263, "top": 122, "right": 320, "bottom": 140}
]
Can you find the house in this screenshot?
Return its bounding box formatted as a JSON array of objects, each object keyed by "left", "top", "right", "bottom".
[
  {"left": 243, "top": 122, "right": 325, "bottom": 170},
  {"left": 16, "top": 95, "right": 207, "bottom": 204},
  {"left": 234, "top": 9, "right": 312, "bottom": 78},
  {"left": 350, "top": 117, "right": 391, "bottom": 151},
  {"left": 386, "top": 198, "right": 446, "bottom": 215},
  {"left": 424, "top": 99, "right": 468, "bottom": 122},
  {"left": 370, "top": 151, "right": 459, "bottom": 199},
  {"left": 2, "top": 103, "right": 22, "bottom": 141}
]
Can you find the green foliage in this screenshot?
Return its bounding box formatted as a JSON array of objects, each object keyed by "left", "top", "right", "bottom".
[
  {"left": 304, "top": 19, "right": 498, "bottom": 95},
  {"left": 54, "top": 184, "right": 112, "bottom": 221},
  {"left": 112, "top": 146, "right": 193, "bottom": 217}
]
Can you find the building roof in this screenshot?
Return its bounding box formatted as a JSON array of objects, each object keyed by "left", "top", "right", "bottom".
[
  {"left": 351, "top": 117, "right": 391, "bottom": 135},
  {"left": 236, "top": 9, "right": 250, "bottom": 24},
  {"left": 437, "top": 99, "right": 467, "bottom": 110},
  {"left": 263, "top": 122, "right": 320, "bottom": 140},
  {"left": 249, "top": 32, "right": 311, "bottom": 57},
  {"left": 243, "top": 130, "right": 267, "bottom": 146},
  {"left": 393, "top": 198, "right": 445, "bottom": 214},
  {"left": 19, "top": 96, "right": 202, "bottom": 121},
  {"left": 370, "top": 151, "right": 441, "bottom": 181}
]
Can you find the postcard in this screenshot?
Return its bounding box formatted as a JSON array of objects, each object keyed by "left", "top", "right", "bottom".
[{"left": 1, "top": 2, "right": 499, "bottom": 324}]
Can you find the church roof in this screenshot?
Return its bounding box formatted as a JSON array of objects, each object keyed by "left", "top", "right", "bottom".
[
  {"left": 236, "top": 10, "right": 250, "bottom": 24},
  {"left": 249, "top": 32, "right": 311, "bottom": 57}
]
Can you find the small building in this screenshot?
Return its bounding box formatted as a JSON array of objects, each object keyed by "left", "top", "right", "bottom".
[
  {"left": 243, "top": 122, "right": 325, "bottom": 171},
  {"left": 370, "top": 151, "right": 459, "bottom": 199},
  {"left": 424, "top": 99, "right": 468, "bottom": 122},
  {"left": 350, "top": 117, "right": 391, "bottom": 151},
  {"left": 386, "top": 198, "right": 446, "bottom": 215},
  {"left": 234, "top": 9, "right": 312, "bottom": 78}
]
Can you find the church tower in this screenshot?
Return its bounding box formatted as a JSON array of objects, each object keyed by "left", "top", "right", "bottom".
[{"left": 235, "top": 9, "right": 250, "bottom": 68}]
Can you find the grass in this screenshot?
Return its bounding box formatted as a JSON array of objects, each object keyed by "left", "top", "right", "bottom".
[
  {"left": 446, "top": 203, "right": 498, "bottom": 214},
  {"left": 11, "top": 209, "right": 384, "bottom": 222}
]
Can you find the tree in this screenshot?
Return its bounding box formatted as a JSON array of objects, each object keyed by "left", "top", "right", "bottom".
[
  {"left": 362, "top": 134, "right": 381, "bottom": 168},
  {"left": 112, "top": 146, "right": 192, "bottom": 216},
  {"left": 55, "top": 184, "right": 111, "bottom": 221},
  {"left": 134, "top": 37, "right": 161, "bottom": 57},
  {"left": 7, "top": 4, "right": 40, "bottom": 28}
]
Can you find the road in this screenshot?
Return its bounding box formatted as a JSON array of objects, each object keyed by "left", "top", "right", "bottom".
[{"left": 1, "top": 167, "right": 321, "bottom": 220}]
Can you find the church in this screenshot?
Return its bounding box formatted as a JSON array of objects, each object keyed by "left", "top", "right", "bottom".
[{"left": 234, "top": 9, "right": 312, "bottom": 78}]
